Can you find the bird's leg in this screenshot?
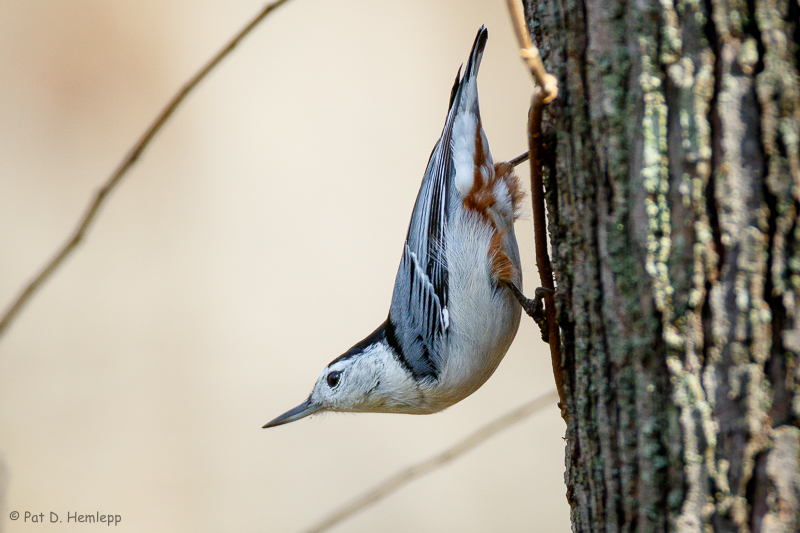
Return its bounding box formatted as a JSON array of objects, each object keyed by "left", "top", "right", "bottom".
[
  {"left": 505, "top": 283, "right": 553, "bottom": 342},
  {"left": 508, "top": 151, "right": 529, "bottom": 167}
]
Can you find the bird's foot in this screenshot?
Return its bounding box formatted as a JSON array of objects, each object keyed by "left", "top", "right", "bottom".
[{"left": 505, "top": 283, "right": 553, "bottom": 342}]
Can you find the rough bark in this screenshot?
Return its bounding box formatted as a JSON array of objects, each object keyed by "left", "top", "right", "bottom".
[{"left": 523, "top": 0, "right": 800, "bottom": 531}]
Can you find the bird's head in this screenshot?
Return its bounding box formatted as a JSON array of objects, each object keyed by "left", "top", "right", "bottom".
[{"left": 263, "top": 323, "right": 416, "bottom": 428}]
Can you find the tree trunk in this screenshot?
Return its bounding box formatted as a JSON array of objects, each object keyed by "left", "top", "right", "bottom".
[{"left": 523, "top": 0, "right": 800, "bottom": 531}]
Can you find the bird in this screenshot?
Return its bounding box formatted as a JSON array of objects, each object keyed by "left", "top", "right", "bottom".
[{"left": 264, "top": 26, "right": 529, "bottom": 428}]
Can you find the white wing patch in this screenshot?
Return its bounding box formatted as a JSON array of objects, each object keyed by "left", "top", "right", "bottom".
[
  {"left": 405, "top": 247, "right": 447, "bottom": 341},
  {"left": 452, "top": 111, "right": 476, "bottom": 195}
]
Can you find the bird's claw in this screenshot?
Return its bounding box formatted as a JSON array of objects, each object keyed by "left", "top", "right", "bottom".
[{"left": 505, "top": 283, "right": 553, "bottom": 342}]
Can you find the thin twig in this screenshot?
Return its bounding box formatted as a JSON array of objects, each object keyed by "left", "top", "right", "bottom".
[
  {"left": 303, "top": 389, "right": 560, "bottom": 533},
  {"left": 509, "top": 151, "right": 530, "bottom": 168},
  {"left": 528, "top": 95, "right": 566, "bottom": 417},
  {"left": 0, "top": 0, "right": 293, "bottom": 341},
  {"left": 505, "top": 0, "right": 566, "bottom": 418},
  {"left": 504, "top": 0, "right": 558, "bottom": 103}
]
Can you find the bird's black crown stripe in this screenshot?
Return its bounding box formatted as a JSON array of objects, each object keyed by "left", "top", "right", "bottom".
[
  {"left": 328, "top": 322, "right": 388, "bottom": 367},
  {"left": 327, "top": 317, "right": 429, "bottom": 383}
]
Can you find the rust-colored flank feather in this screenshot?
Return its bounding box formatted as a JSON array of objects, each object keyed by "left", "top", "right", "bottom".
[
  {"left": 461, "top": 125, "right": 524, "bottom": 283},
  {"left": 494, "top": 161, "right": 525, "bottom": 212},
  {"left": 489, "top": 230, "right": 515, "bottom": 281}
]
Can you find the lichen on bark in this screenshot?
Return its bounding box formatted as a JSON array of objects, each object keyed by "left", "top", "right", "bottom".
[{"left": 524, "top": 0, "right": 800, "bottom": 531}]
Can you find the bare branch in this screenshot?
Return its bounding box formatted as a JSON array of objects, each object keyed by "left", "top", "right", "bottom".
[
  {"left": 505, "top": 0, "right": 566, "bottom": 418},
  {"left": 0, "top": 0, "right": 293, "bottom": 341},
  {"left": 528, "top": 96, "right": 566, "bottom": 418},
  {"left": 504, "top": 0, "right": 558, "bottom": 102},
  {"left": 509, "top": 151, "right": 530, "bottom": 168},
  {"left": 303, "top": 389, "right": 560, "bottom": 533}
]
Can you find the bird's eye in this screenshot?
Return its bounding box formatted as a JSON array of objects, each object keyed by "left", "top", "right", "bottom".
[{"left": 327, "top": 371, "right": 341, "bottom": 388}]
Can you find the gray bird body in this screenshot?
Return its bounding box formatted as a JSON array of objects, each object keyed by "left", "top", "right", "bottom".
[{"left": 264, "top": 27, "right": 523, "bottom": 428}]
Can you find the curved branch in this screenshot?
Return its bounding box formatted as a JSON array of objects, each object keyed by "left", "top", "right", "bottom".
[
  {"left": 505, "top": 0, "right": 566, "bottom": 417},
  {"left": 303, "top": 390, "right": 559, "bottom": 533},
  {"left": 0, "top": 0, "right": 293, "bottom": 341},
  {"left": 528, "top": 93, "right": 566, "bottom": 415}
]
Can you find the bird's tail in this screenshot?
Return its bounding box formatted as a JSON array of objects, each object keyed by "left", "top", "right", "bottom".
[
  {"left": 463, "top": 26, "right": 488, "bottom": 86},
  {"left": 448, "top": 26, "right": 488, "bottom": 111}
]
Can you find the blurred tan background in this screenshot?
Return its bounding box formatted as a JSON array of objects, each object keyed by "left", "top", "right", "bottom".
[{"left": 0, "top": 0, "right": 569, "bottom": 531}]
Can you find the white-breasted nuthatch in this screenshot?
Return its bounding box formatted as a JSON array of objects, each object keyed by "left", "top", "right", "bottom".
[{"left": 264, "top": 26, "right": 527, "bottom": 428}]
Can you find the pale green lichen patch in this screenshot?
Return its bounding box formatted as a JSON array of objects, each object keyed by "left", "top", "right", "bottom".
[
  {"left": 760, "top": 426, "right": 800, "bottom": 531},
  {"left": 643, "top": 2, "right": 733, "bottom": 531},
  {"left": 640, "top": 38, "right": 675, "bottom": 319},
  {"left": 648, "top": 0, "right": 795, "bottom": 530},
  {"left": 660, "top": 0, "right": 683, "bottom": 65}
]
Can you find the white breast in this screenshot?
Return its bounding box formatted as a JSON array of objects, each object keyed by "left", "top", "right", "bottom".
[{"left": 420, "top": 209, "right": 522, "bottom": 411}]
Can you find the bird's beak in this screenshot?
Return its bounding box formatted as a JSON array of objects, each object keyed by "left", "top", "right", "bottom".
[{"left": 262, "top": 398, "right": 323, "bottom": 428}]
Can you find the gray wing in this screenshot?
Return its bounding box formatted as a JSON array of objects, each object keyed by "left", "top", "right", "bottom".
[
  {"left": 387, "top": 27, "right": 487, "bottom": 382},
  {"left": 387, "top": 114, "right": 454, "bottom": 381}
]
